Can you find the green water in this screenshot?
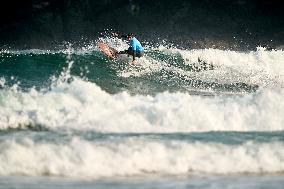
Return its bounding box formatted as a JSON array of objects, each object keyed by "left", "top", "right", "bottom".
[{"left": 0, "top": 50, "right": 258, "bottom": 95}]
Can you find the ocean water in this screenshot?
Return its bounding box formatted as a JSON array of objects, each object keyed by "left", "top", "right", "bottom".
[{"left": 0, "top": 37, "right": 284, "bottom": 188}]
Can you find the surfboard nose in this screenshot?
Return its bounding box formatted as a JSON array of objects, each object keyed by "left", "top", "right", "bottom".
[{"left": 98, "top": 42, "right": 116, "bottom": 58}]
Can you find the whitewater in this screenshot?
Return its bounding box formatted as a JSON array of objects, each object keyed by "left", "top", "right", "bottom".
[{"left": 0, "top": 38, "right": 284, "bottom": 188}]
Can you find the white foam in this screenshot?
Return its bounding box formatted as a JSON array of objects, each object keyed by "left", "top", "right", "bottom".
[
  {"left": 0, "top": 78, "right": 5, "bottom": 88},
  {"left": 177, "top": 48, "right": 284, "bottom": 87},
  {"left": 118, "top": 56, "right": 164, "bottom": 78},
  {"left": 0, "top": 137, "right": 283, "bottom": 178},
  {"left": 0, "top": 49, "right": 58, "bottom": 55},
  {"left": 0, "top": 78, "right": 284, "bottom": 132},
  {"left": 116, "top": 46, "right": 284, "bottom": 88}
]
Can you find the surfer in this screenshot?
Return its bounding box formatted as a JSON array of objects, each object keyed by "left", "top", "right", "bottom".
[{"left": 114, "top": 33, "right": 144, "bottom": 64}]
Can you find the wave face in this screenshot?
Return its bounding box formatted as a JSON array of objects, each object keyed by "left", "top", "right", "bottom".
[{"left": 0, "top": 40, "right": 284, "bottom": 179}]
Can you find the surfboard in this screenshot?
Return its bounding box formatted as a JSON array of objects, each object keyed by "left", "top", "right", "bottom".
[{"left": 97, "top": 42, "right": 118, "bottom": 59}]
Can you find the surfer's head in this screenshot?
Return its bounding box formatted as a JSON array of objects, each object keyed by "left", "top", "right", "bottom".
[{"left": 127, "top": 33, "right": 133, "bottom": 40}]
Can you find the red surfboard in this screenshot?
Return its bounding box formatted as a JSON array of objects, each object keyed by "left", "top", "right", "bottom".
[{"left": 97, "top": 42, "right": 117, "bottom": 59}]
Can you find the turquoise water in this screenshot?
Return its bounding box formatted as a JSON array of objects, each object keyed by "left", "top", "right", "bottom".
[
  {"left": 0, "top": 40, "right": 284, "bottom": 188},
  {"left": 0, "top": 48, "right": 258, "bottom": 94}
]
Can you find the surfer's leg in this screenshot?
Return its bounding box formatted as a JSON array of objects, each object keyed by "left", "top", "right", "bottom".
[{"left": 127, "top": 48, "right": 134, "bottom": 56}]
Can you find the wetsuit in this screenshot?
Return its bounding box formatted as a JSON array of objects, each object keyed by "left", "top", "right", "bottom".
[{"left": 118, "top": 37, "right": 144, "bottom": 61}]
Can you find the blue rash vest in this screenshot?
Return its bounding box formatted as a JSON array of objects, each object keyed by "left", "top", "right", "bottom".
[{"left": 130, "top": 37, "right": 144, "bottom": 53}]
